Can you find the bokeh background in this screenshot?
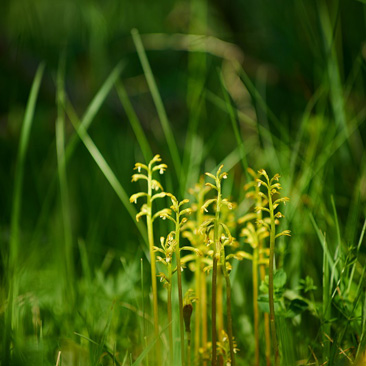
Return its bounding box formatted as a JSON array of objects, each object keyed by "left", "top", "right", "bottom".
[{"left": 1, "top": 0, "right": 366, "bottom": 364}]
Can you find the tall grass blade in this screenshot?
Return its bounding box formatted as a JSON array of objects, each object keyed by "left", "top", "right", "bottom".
[
  {"left": 56, "top": 53, "right": 74, "bottom": 304},
  {"left": 5, "top": 62, "right": 45, "bottom": 363},
  {"left": 331, "top": 196, "right": 342, "bottom": 258},
  {"left": 237, "top": 65, "right": 288, "bottom": 139},
  {"left": 219, "top": 71, "right": 249, "bottom": 180},
  {"left": 132, "top": 323, "right": 170, "bottom": 366},
  {"left": 347, "top": 219, "right": 366, "bottom": 295},
  {"left": 322, "top": 233, "right": 331, "bottom": 363},
  {"left": 65, "top": 61, "right": 125, "bottom": 161},
  {"left": 355, "top": 284, "right": 366, "bottom": 361},
  {"left": 31, "top": 61, "right": 126, "bottom": 248},
  {"left": 309, "top": 213, "right": 338, "bottom": 280},
  {"left": 9, "top": 62, "right": 45, "bottom": 270},
  {"left": 254, "top": 67, "right": 282, "bottom": 173},
  {"left": 65, "top": 100, "right": 148, "bottom": 246},
  {"left": 115, "top": 81, "right": 152, "bottom": 163},
  {"left": 317, "top": 1, "right": 348, "bottom": 133},
  {"left": 182, "top": 4, "right": 207, "bottom": 195},
  {"left": 131, "top": 28, "right": 182, "bottom": 179}
]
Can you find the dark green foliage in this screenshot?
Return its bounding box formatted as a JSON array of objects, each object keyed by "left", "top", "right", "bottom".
[{"left": 1, "top": 0, "right": 366, "bottom": 365}]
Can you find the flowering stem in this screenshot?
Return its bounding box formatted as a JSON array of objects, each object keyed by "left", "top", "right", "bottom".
[
  {"left": 195, "top": 190, "right": 205, "bottom": 362},
  {"left": 257, "top": 190, "right": 271, "bottom": 366},
  {"left": 252, "top": 247, "right": 259, "bottom": 366},
  {"left": 146, "top": 177, "right": 161, "bottom": 364},
  {"left": 221, "top": 249, "right": 235, "bottom": 366},
  {"left": 168, "top": 263, "right": 173, "bottom": 365},
  {"left": 217, "top": 269, "right": 224, "bottom": 343},
  {"left": 187, "top": 329, "right": 192, "bottom": 366},
  {"left": 211, "top": 254, "right": 218, "bottom": 366},
  {"left": 261, "top": 279, "right": 271, "bottom": 365},
  {"left": 267, "top": 185, "right": 280, "bottom": 366},
  {"left": 194, "top": 256, "right": 201, "bottom": 358},
  {"left": 175, "top": 218, "right": 185, "bottom": 366},
  {"left": 212, "top": 182, "right": 221, "bottom": 366},
  {"left": 201, "top": 263, "right": 208, "bottom": 366}
]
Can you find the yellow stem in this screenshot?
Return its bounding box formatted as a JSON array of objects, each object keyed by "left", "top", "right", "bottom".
[
  {"left": 175, "top": 218, "right": 186, "bottom": 366},
  {"left": 147, "top": 168, "right": 160, "bottom": 364},
  {"left": 268, "top": 184, "right": 280, "bottom": 366}
]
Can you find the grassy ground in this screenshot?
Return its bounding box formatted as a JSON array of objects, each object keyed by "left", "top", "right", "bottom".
[{"left": 1, "top": 1, "right": 366, "bottom": 365}]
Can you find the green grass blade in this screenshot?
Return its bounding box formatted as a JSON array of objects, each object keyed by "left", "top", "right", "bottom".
[
  {"left": 205, "top": 89, "right": 257, "bottom": 127},
  {"left": 331, "top": 196, "right": 342, "bottom": 257},
  {"left": 65, "top": 61, "right": 126, "bottom": 161},
  {"left": 205, "top": 89, "right": 290, "bottom": 157},
  {"left": 322, "top": 232, "right": 331, "bottom": 363},
  {"left": 318, "top": 1, "right": 348, "bottom": 133},
  {"left": 31, "top": 61, "right": 126, "bottom": 247},
  {"left": 10, "top": 62, "right": 45, "bottom": 266},
  {"left": 181, "top": 87, "right": 205, "bottom": 195},
  {"left": 309, "top": 213, "right": 338, "bottom": 280},
  {"left": 131, "top": 28, "right": 182, "bottom": 178},
  {"left": 237, "top": 64, "right": 288, "bottom": 139},
  {"left": 219, "top": 71, "right": 249, "bottom": 181},
  {"left": 65, "top": 99, "right": 148, "bottom": 246},
  {"left": 132, "top": 323, "right": 170, "bottom": 366},
  {"left": 182, "top": 6, "right": 207, "bottom": 194},
  {"left": 347, "top": 218, "right": 366, "bottom": 295},
  {"left": 78, "top": 239, "right": 92, "bottom": 283},
  {"left": 355, "top": 277, "right": 366, "bottom": 360},
  {"left": 115, "top": 81, "right": 153, "bottom": 163},
  {"left": 5, "top": 62, "right": 45, "bottom": 364},
  {"left": 8, "top": 61, "right": 45, "bottom": 323},
  {"left": 56, "top": 53, "right": 74, "bottom": 303}
]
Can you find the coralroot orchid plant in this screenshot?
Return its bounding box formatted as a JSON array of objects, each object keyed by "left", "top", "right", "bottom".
[
  {"left": 130, "top": 156, "right": 291, "bottom": 366},
  {"left": 255, "top": 169, "right": 290, "bottom": 366},
  {"left": 157, "top": 194, "right": 196, "bottom": 366},
  {"left": 130, "top": 154, "right": 168, "bottom": 364},
  {"left": 199, "top": 165, "right": 237, "bottom": 366},
  {"left": 238, "top": 168, "right": 271, "bottom": 366},
  {"left": 154, "top": 233, "right": 176, "bottom": 363}
]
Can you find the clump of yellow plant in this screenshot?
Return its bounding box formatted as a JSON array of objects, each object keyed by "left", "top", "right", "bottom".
[
  {"left": 129, "top": 154, "right": 168, "bottom": 363},
  {"left": 255, "top": 169, "right": 290, "bottom": 366}
]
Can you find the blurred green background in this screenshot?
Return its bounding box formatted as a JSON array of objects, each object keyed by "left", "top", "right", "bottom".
[{"left": 1, "top": 0, "right": 366, "bottom": 364}]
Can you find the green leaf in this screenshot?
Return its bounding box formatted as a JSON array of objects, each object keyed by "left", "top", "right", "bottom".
[
  {"left": 274, "top": 269, "right": 287, "bottom": 288},
  {"left": 257, "top": 295, "right": 269, "bottom": 313},
  {"left": 260, "top": 276, "right": 269, "bottom": 293}
]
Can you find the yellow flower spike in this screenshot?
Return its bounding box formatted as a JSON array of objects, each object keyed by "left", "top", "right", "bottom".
[
  {"left": 130, "top": 155, "right": 170, "bottom": 358},
  {"left": 254, "top": 170, "right": 290, "bottom": 366},
  {"left": 200, "top": 164, "right": 236, "bottom": 366}
]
